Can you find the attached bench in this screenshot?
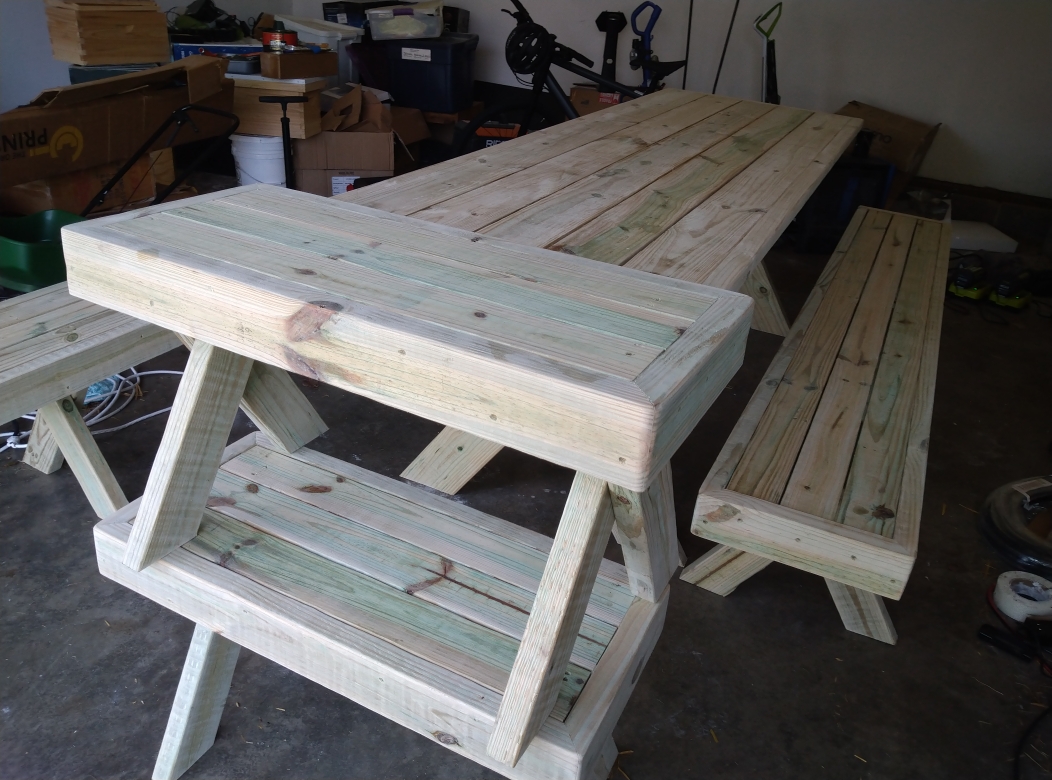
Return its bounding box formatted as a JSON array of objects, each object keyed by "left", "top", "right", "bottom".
[
  {"left": 62, "top": 184, "right": 751, "bottom": 779},
  {"left": 680, "top": 206, "right": 951, "bottom": 644},
  {"left": 1, "top": 283, "right": 326, "bottom": 517}
]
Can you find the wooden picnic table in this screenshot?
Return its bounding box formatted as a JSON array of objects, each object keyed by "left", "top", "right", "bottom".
[{"left": 336, "top": 89, "right": 863, "bottom": 497}]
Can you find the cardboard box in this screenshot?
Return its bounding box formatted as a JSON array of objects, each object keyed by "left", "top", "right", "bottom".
[
  {"left": 296, "top": 170, "right": 364, "bottom": 197},
  {"left": 836, "top": 101, "right": 940, "bottom": 204},
  {"left": 570, "top": 86, "right": 622, "bottom": 116},
  {"left": 0, "top": 57, "right": 234, "bottom": 189},
  {"left": 295, "top": 131, "right": 394, "bottom": 175},
  {"left": 0, "top": 156, "right": 155, "bottom": 215},
  {"left": 260, "top": 52, "right": 339, "bottom": 80},
  {"left": 231, "top": 73, "right": 328, "bottom": 139}
]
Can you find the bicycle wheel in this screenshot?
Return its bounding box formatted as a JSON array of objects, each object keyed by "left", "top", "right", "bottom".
[{"left": 453, "top": 100, "right": 564, "bottom": 156}]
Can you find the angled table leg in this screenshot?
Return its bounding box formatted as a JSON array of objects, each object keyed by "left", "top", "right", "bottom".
[
  {"left": 35, "top": 397, "right": 128, "bottom": 517},
  {"left": 177, "top": 335, "right": 326, "bottom": 455},
  {"left": 123, "top": 341, "right": 253, "bottom": 571},
  {"left": 741, "top": 260, "right": 790, "bottom": 337},
  {"left": 487, "top": 472, "right": 615, "bottom": 767},
  {"left": 153, "top": 624, "right": 241, "bottom": 780},
  {"left": 825, "top": 580, "right": 898, "bottom": 645},
  {"left": 400, "top": 426, "right": 503, "bottom": 494},
  {"left": 608, "top": 463, "right": 679, "bottom": 602},
  {"left": 23, "top": 412, "right": 65, "bottom": 475},
  {"left": 680, "top": 544, "right": 772, "bottom": 596}
]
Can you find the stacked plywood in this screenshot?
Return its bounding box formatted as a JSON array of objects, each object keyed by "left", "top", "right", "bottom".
[{"left": 45, "top": 0, "right": 170, "bottom": 66}]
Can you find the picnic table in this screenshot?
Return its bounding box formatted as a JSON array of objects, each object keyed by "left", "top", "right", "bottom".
[{"left": 336, "top": 89, "right": 862, "bottom": 500}]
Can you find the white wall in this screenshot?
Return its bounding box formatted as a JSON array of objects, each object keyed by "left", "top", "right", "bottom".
[
  {"left": 682, "top": 0, "right": 1052, "bottom": 198},
  {"left": 0, "top": 0, "right": 71, "bottom": 112}
]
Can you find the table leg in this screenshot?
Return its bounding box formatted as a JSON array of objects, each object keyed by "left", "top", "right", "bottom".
[
  {"left": 153, "top": 624, "right": 240, "bottom": 780},
  {"left": 488, "top": 472, "right": 615, "bottom": 767},
  {"left": 35, "top": 397, "right": 128, "bottom": 517},
  {"left": 400, "top": 426, "right": 502, "bottom": 494},
  {"left": 825, "top": 580, "right": 898, "bottom": 645},
  {"left": 742, "top": 260, "right": 790, "bottom": 337},
  {"left": 23, "top": 412, "right": 65, "bottom": 475},
  {"left": 680, "top": 544, "right": 772, "bottom": 596},
  {"left": 607, "top": 463, "right": 679, "bottom": 602},
  {"left": 123, "top": 341, "right": 253, "bottom": 571}
]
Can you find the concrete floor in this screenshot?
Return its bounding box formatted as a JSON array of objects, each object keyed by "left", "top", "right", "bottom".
[{"left": 2, "top": 245, "right": 1051, "bottom": 780}]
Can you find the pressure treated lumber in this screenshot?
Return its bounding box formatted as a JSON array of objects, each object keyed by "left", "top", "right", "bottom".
[
  {"left": 685, "top": 207, "right": 950, "bottom": 641},
  {"left": 122, "top": 341, "right": 253, "bottom": 571},
  {"left": 608, "top": 463, "right": 679, "bottom": 601},
  {"left": 23, "top": 412, "right": 66, "bottom": 475},
  {"left": 740, "top": 261, "right": 789, "bottom": 337},
  {"left": 62, "top": 184, "right": 751, "bottom": 491},
  {"left": 488, "top": 473, "right": 616, "bottom": 767},
  {"left": 152, "top": 624, "right": 240, "bottom": 780},
  {"left": 35, "top": 397, "right": 127, "bottom": 517},
  {"left": 401, "top": 427, "right": 504, "bottom": 494}
]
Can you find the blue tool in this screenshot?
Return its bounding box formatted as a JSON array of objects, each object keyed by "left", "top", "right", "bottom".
[{"left": 628, "top": 1, "right": 684, "bottom": 90}]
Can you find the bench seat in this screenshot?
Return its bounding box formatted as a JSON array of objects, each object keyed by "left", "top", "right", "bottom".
[{"left": 681, "top": 206, "right": 951, "bottom": 643}]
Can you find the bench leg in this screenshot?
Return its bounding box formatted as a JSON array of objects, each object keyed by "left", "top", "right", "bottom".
[
  {"left": 153, "top": 624, "right": 240, "bottom": 780},
  {"left": 23, "top": 413, "right": 65, "bottom": 475},
  {"left": 36, "top": 398, "right": 128, "bottom": 517},
  {"left": 608, "top": 463, "right": 679, "bottom": 602},
  {"left": 680, "top": 544, "right": 772, "bottom": 596},
  {"left": 825, "top": 580, "right": 898, "bottom": 645},
  {"left": 742, "top": 261, "right": 790, "bottom": 338},
  {"left": 588, "top": 737, "right": 619, "bottom": 780},
  {"left": 488, "top": 472, "right": 615, "bottom": 767},
  {"left": 401, "top": 426, "right": 503, "bottom": 494}
]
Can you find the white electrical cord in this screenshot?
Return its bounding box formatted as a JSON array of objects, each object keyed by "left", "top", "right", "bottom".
[{"left": 0, "top": 367, "right": 183, "bottom": 454}]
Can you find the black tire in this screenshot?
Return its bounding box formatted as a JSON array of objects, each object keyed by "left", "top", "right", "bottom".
[
  {"left": 453, "top": 100, "right": 564, "bottom": 157},
  {"left": 979, "top": 477, "right": 1052, "bottom": 576}
]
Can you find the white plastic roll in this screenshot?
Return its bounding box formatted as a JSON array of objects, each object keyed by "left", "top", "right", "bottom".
[{"left": 994, "top": 571, "right": 1052, "bottom": 622}]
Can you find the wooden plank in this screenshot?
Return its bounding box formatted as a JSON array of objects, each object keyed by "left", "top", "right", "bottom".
[
  {"left": 152, "top": 625, "right": 240, "bottom": 780},
  {"left": 123, "top": 341, "right": 253, "bottom": 571},
  {"left": 400, "top": 427, "right": 504, "bottom": 494},
  {"left": 835, "top": 218, "right": 945, "bottom": 536},
  {"left": 679, "top": 545, "right": 772, "bottom": 596},
  {"left": 206, "top": 468, "right": 616, "bottom": 672},
  {"left": 488, "top": 473, "right": 615, "bottom": 766},
  {"left": 740, "top": 261, "right": 789, "bottom": 337},
  {"left": 185, "top": 509, "right": 590, "bottom": 720},
  {"left": 222, "top": 443, "right": 634, "bottom": 626},
  {"left": 335, "top": 89, "right": 703, "bottom": 216},
  {"left": 825, "top": 580, "right": 898, "bottom": 645},
  {"left": 780, "top": 213, "right": 918, "bottom": 518},
  {"left": 36, "top": 397, "right": 127, "bottom": 517},
  {"left": 548, "top": 106, "right": 811, "bottom": 264},
  {"left": 412, "top": 95, "right": 741, "bottom": 233},
  {"left": 94, "top": 517, "right": 590, "bottom": 780},
  {"left": 727, "top": 208, "right": 892, "bottom": 502},
  {"left": 485, "top": 101, "right": 779, "bottom": 250},
  {"left": 23, "top": 412, "right": 65, "bottom": 475},
  {"left": 623, "top": 114, "right": 861, "bottom": 290},
  {"left": 608, "top": 463, "right": 678, "bottom": 602},
  {"left": 692, "top": 488, "right": 913, "bottom": 599}
]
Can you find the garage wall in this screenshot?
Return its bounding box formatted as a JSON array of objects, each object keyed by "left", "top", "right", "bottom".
[{"left": 0, "top": 0, "right": 72, "bottom": 113}]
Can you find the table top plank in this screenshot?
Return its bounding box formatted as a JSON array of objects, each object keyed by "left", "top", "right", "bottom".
[{"left": 63, "top": 185, "right": 751, "bottom": 490}]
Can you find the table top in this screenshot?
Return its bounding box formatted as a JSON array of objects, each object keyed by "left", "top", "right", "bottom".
[
  {"left": 337, "top": 90, "right": 862, "bottom": 292},
  {"left": 62, "top": 185, "right": 751, "bottom": 489}
]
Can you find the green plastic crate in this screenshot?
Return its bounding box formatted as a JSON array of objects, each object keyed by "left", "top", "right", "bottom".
[{"left": 0, "top": 210, "right": 85, "bottom": 293}]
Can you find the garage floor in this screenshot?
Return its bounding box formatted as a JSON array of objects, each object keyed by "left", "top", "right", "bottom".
[{"left": 2, "top": 244, "right": 1051, "bottom": 780}]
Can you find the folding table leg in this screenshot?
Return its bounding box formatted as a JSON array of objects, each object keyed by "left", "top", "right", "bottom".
[
  {"left": 400, "top": 426, "right": 502, "bottom": 494},
  {"left": 826, "top": 580, "right": 898, "bottom": 645},
  {"left": 608, "top": 463, "right": 679, "bottom": 602},
  {"left": 153, "top": 624, "right": 240, "bottom": 780},
  {"left": 488, "top": 472, "right": 615, "bottom": 767},
  {"left": 123, "top": 341, "right": 254, "bottom": 571},
  {"left": 680, "top": 544, "right": 772, "bottom": 596},
  {"left": 35, "top": 397, "right": 128, "bottom": 517},
  {"left": 742, "top": 261, "right": 790, "bottom": 337}
]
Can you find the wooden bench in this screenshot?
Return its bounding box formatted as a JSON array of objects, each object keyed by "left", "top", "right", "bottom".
[
  {"left": 680, "top": 206, "right": 951, "bottom": 644},
  {"left": 62, "top": 184, "right": 751, "bottom": 779},
  {"left": 335, "top": 89, "right": 862, "bottom": 498},
  {"left": 1, "top": 283, "right": 326, "bottom": 517}
]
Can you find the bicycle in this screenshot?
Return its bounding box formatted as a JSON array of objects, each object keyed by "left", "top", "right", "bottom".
[{"left": 455, "top": 0, "right": 685, "bottom": 155}]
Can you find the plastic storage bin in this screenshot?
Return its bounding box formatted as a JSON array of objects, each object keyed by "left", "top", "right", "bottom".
[
  {"left": 385, "top": 32, "right": 477, "bottom": 113},
  {"left": 274, "top": 15, "right": 363, "bottom": 85},
  {"left": 324, "top": 1, "right": 399, "bottom": 28},
  {"left": 368, "top": 1, "right": 443, "bottom": 40},
  {"left": 0, "top": 210, "right": 85, "bottom": 293}
]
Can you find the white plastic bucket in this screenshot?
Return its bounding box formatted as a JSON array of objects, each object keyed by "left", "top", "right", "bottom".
[{"left": 231, "top": 134, "right": 286, "bottom": 187}]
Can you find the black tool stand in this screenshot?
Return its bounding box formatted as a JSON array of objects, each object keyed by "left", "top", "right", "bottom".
[
  {"left": 257, "top": 94, "right": 309, "bottom": 190},
  {"left": 595, "top": 12, "right": 627, "bottom": 81}
]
